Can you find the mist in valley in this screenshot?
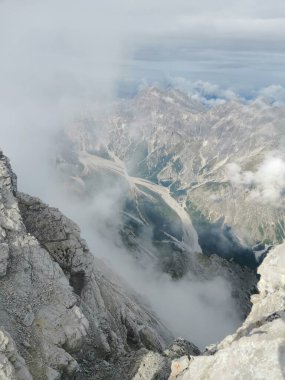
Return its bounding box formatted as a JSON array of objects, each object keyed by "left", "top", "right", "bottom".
[{"left": 1, "top": 0, "right": 284, "bottom": 351}]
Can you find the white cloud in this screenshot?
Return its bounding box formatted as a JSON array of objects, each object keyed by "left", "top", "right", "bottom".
[
  {"left": 167, "top": 78, "right": 238, "bottom": 106},
  {"left": 123, "top": 1, "right": 285, "bottom": 92},
  {"left": 0, "top": 0, "right": 131, "bottom": 195},
  {"left": 50, "top": 174, "right": 241, "bottom": 349},
  {"left": 255, "top": 85, "right": 285, "bottom": 106},
  {"left": 226, "top": 155, "right": 285, "bottom": 204}
]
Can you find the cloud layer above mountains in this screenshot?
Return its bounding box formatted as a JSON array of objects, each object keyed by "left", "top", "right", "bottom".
[
  {"left": 227, "top": 155, "right": 285, "bottom": 204},
  {"left": 123, "top": 0, "right": 285, "bottom": 91}
]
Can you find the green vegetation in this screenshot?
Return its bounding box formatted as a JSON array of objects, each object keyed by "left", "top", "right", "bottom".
[
  {"left": 242, "top": 153, "right": 264, "bottom": 172},
  {"left": 127, "top": 141, "right": 149, "bottom": 177},
  {"left": 140, "top": 187, "right": 182, "bottom": 239},
  {"left": 148, "top": 153, "right": 175, "bottom": 183},
  {"left": 186, "top": 200, "right": 257, "bottom": 269},
  {"left": 121, "top": 185, "right": 187, "bottom": 278},
  {"left": 170, "top": 180, "right": 187, "bottom": 198},
  {"left": 275, "top": 220, "right": 285, "bottom": 243},
  {"left": 172, "top": 158, "right": 183, "bottom": 173},
  {"left": 204, "top": 181, "right": 230, "bottom": 191}
]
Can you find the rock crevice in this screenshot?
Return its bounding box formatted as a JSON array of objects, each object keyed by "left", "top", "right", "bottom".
[
  {"left": 0, "top": 152, "right": 171, "bottom": 379},
  {"left": 168, "top": 242, "right": 285, "bottom": 379}
]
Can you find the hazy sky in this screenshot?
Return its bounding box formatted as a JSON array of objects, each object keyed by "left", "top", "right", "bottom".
[
  {"left": 1, "top": 1, "right": 284, "bottom": 103},
  {"left": 108, "top": 0, "right": 285, "bottom": 95},
  {"left": 0, "top": 0, "right": 284, "bottom": 188}
]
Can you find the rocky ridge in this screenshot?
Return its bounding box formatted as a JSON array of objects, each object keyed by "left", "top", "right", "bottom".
[
  {"left": 129, "top": 240, "right": 285, "bottom": 379},
  {"left": 0, "top": 151, "right": 172, "bottom": 379},
  {"left": 167, "top": 241, "right": 285, "bottom": 379}
]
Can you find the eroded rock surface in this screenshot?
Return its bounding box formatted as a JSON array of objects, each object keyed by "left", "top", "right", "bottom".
[
  {"left": 0, "top": 152, "right": 89, "bottom": 378},
  {"left": 0, "top": 151, "right": 171, "bottom": 379},
  {"left": 1, "top": 144, "right": 282, "bottom": 380},
  {"left": 0, "top": 328, "right": 32, "bottom": 380},
  {"left": 168, "top": 242, "right": 285, "bottom": 380}
]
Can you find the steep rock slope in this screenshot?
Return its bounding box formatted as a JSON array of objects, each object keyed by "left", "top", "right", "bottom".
[
  {"left": 168, "top": 242, "right": 285, "bottom": 379},
  {"left": 0, "top": 151, "right": 171, "bottom": 379},
  {"left": 0, "top": 151, "right": 89, "bottom": 379},
  {"left": 0, "top": 328, "right": 32, "bottom": 380}
]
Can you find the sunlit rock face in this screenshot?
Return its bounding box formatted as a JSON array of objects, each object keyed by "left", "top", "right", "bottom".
[
  {"left": 168, "top": 241, "right": 285, "bottom": 380},
  {"left": 0, "top": 151, "right": 172, "bottom": 379}
]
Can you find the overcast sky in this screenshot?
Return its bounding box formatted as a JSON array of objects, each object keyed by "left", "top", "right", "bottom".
[
  {"left": 0, "top": 0, "right": 284, "bottom": 188},
  {"left": 0, "top": 0, "right": 284, "bottom": 103},
  {"left": 121, "top": 0, "right": 285, "bottom": 94}
]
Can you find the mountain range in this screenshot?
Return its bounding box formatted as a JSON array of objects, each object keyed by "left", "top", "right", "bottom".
[{"left": 1, "top": 87, "right": 285, "bottom": 379}]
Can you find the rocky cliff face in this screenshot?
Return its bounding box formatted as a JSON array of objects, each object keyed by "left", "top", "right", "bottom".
[
  {"left": 0, "top": 151, "right": 172, "bottom": 379},
  {"left": 167, "top": 241, "right": 285, "bottom": 379},
  {"left": 129, "top": 241, "right": 285, "bottom": 379}
]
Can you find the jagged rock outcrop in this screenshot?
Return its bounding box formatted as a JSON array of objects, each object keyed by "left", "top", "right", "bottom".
[
  {"left": 168, "top": 242, "right": 285, "bottom": 379},
  {"left": 164, "top": 339, "right": 200, "bottom": 360},
  {"left": 0, "top": 151, "right": 90, "bottom": 378},
  {"left": 0, "top": 151, "right": 172, "bottom": 379},
  {"left": 0, "top": 328, "right": 32, "bottom": 380},
  {"left": 129, "top": 338, "right": 200, "bottom": 379},
  {"left": 17, "top": 193, "right": 171, "bottom": 356},
  {"left": 129, "top": 349, "right": 171, "bottom": 380}
]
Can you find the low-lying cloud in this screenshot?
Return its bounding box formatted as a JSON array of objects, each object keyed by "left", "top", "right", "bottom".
[
  {"left": 166, "top": 77, "right": 239, "bottom": 105},
  {"left": 255, "top": 85, "right": 285, "bottom": 106},
  {"left": 0, "top": 0, "right": 281, "bottom": 351},
  {"left": 50, "top": 174, "right": 242, "bottom": 349},
  {"left": 227, "top": 155, "right": 285, "bottom": 204}
]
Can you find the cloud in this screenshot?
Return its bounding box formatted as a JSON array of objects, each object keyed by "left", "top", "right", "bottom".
[
  {"left": 226, "top": 155, "right": 285, "bottom": 204},
  {"left": 122, "top": 1, "right": 285, "bottom": 92},
  {"left": 50, "top": 173, "right": 242, "bottom": 349},
  {"left": 0, "top": 0, "right": 131, "bottom": 195},
  {"left": 166, "top": 78, "right": 238, "bottom": 105},
  {"left": 0, "top": 0, "right": 281, "bottom": 351},
  {"left": 140, "top": 77, "right": 285, "bottom": 107},
  {"left": 255, "top": 85, "right": 285, "bottom": 106}
]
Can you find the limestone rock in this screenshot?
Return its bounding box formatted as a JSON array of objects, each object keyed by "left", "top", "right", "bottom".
[
  {"left": 169, "top": 356, "right": 190, "bottom": 379},
  {"left": 131, "top": 350, "right": 171, "bottom": 380},
  {"left": 168, "top": 242, "right": 285, "bottom": 380},
  {"left": 0, "top": 243, "right": 9, "bottom": 277},
  {"left": 0, "top": 328, "right": 32, "bottom": 380},
  {"left": 0, "top": 151, "right": 171, "bottom": 379},
  {"left": 17, "top": 192, "right": 172, "bottom": 360},
  {"left": 164, "top": 338, "right": 200, "bottom": 360}
]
